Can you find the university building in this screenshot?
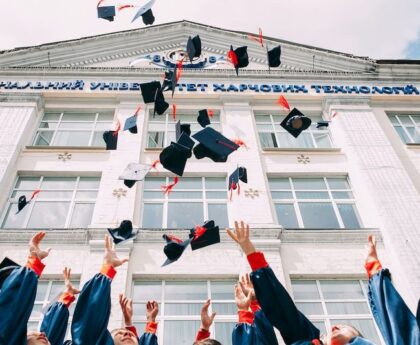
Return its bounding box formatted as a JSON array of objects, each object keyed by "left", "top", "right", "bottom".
[{"left": 0, "top": 20, "right": 419, "bottom": 344}]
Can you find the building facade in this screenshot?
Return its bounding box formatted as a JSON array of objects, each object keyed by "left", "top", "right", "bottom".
[{"left": 0, "top": 20, "right": 419, "bottom": 344}]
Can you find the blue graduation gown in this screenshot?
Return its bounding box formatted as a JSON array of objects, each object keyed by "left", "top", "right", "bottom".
[
  {"left": 139, "top": 332, "right": 158, "bottom": 345},
  {"left": 40, "top": 301, "right": 70, "bottom": 345},
  {"left": 232, "top": 309, "right": 279, "bottom": 345},
  {"left": 368, "top": 269, "right": 420, "bottom": 345},
  {"left": 0, "top": 266, "right": 39, "bottom": 345}
]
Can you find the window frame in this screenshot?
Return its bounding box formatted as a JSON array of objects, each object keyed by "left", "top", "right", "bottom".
[{"left": 388, "top": 114, "right": 420, "bottom": 144}]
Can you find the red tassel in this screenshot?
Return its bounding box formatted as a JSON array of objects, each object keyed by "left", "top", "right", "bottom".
[
  {"left": 151, "top": 160, "right": 160, "bottom": 170},
  {"left": 167, "top": 235, "right": 183, "bottom": 244},
  {"left": 30, "top": 189, "right": 41, "bottom": 200},
  {"left": 229, "top": 182, "right": 237, "bottom": 201},
  {"left": 118, "top": 4, "right": 134, "bottom": 11},
  {"left": 247, "top": 28, "right": 264, "bottom": 47},
  {"left": 216, "top": 140, "right": 238, "bottom": 151},
  {"left": 112, "top": 119, "right": 121, "bottom": 137},
  {"left": 161, "top": 177, "right": 179, "bottom": 195},
  {"left": 277, "top": 95, "right": 291, "bottom": 111},
  {"left": 258, "top": 28, "right": 264, "bottom": 47},
  {"left": 193, "top": 226, "right": 207, "bottom": 240},
  {"left": 176, "top": 58, "right": 184, "bottom": 83},
  {"left": 233, "top": 139, "right": 248, "bottom": 149},
  {"left": 172, "top": 104, "right": 177, "bottom": 121},
  {"left": 134, "top": 105, "right": 142, "bottom": 116},
  {"left": 208, "top": 109, "right": 214, "bottom": 118},
  {"left": 332, "top": 111, "right": 338, "bottom": 118},
  {"left": 97, "top": 0, "right": 105, "bottom": 7},
  {"left": 227, "top": 49, "right": 238, "bottom": 66}
]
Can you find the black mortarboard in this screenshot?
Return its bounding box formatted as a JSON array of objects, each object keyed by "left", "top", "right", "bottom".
[
  {"left": 192, "top": 127, "right": 239, "bottom": 162},
  {"left": 189, "top": 221, "right": 220, "bottom": 251},
  {"left": 316, "top": 121, "right": 330, "bottom": 129},
  {"left": 123, "top": 115, "right": 138, "bottom": 134},
  {"left": 197, "top": 109, "right": 211, "bottom": 128},
  {"left": 131, "top": 0, "right": 156, "bottom": 25},
  {"left": 228, "top": 167, "right": 248, "bottom": 190},
  {"left": 280, "top": 108, "right": 312, "bottom": 138},
  {"left": 103, "top": 131, "right": 118, "bottom": 150},
  {"left": 176, "top": 121, "right": 191, "bottom": 141},
  {"left": 154, "top": 89, "right": 169, "bottom": 116},
  {"left": 97, "top": 6, "right": 116, "bottom": 21},
  {"left": 0, "top": 257, "right": 20, "bottom": 289},
  {"left": 229, "top": 45, "right": 249, "bottom": 75},
  {"left": 17, "top": 195, "right": 29, "bottom": 214},
  {"left": 162, "top": 70, "right": 175, "bottom": 94},
  {"left": 119, "top": 163, "right": 152, "bottom": 188},
  {"left": 267, "top": 45, "right": 281, "bottom": 68},
  {"left": 159, "top": 141, "right": 193, "bottom": 176},
  {"left": 107, "top": 220, "right": 136, "bottom": 244},
  {"left": 140, "top": 81, "right": 161, "bottom": 104},
  {"left": 416, "top": 299, "right": 420, "bottom": 328},
  {"left": 162, "top": 235, "right": 192, "bottom": 266},
  {"left": 186, "top": 35, "right": 202, "bottom": 63}
]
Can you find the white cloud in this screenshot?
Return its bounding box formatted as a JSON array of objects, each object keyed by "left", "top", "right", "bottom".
[{"left": 0, "top": 0, "right": 419, "bottom": 58}]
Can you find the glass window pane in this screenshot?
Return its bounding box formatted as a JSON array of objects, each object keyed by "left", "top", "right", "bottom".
[
  {"left": 34, "top": 131, "right": 54, "bottom": 146},
  {"left": 293, "top": 178, "right": 326, "bottom": 190},
  {"left": 133, "top": 282, "right": 162, "bottom": 301},
  {"left": 313, "top": 132, "right": 332, "bottom": 148},
  {"left": 294, "top": 133, "right": 315, "bottom": 148},
  {"left": 296, "top": 192, "right": 329, "bottom": 199},
  {"left": 78, "top": 177, "right": 100, "bottom": 189},
  {"left": 144, "top": 177, "right": 166, "bottom": 189},
  {"left": 62, "top": 113, "right": 96, "bottom": 121},
  {"left": 271, "top": 191, "right": 293, "bottom": 199},
  {"left": 15, "top": 177, "right": 40, "bottom": 189},
  {"left": 296, "top": 302, "right": 324, "bottom": 315},
  {"left": 277, "top": 132, "right": 297, "bottom": 148},
  {"left": 337, "top": 204, "right": 361, "bottom": 229},
  {"left": 142, "top": 204, "right": 163, "bottom": 228},
  {"left": 311, "top": 321, "right": 326, "bottom": 334},
  {"left": 320, "top": 281, "right": 364, "bottom": 299},
  {"left": 95, "top": 122, "right": 112, "bottom": 130},
  {"left": 332, "top": 192, "right": 353, "bottom": 199},
  {"left": 143, "top": 191, "right": 164, "bottom": 199},
  {"left": 92, "top": 132, "right": 106, "bottom": 147},
  {"left": 41, "top": 177, "right": 76, "bottom": 190},
  {"left": 38, "top": 191, "right": 73, "bottom": 199},
  {"left": 42, "top": 113, "right": 61, "bottom": 121},
  {"left": 163, "top": 321, "right": 200, "bottom": 345},
  {"left": 2, "top": 203, "right": 28, "bottom": 228},
  {"left": 70, "top": 203, "right": 94, "bottom": 227},
  {"left": 167, "top": 203, "right": 203, "bottom": 228},
  {"left": 255, "top": 115, "right": 271, "bottom": 122},
  {"left": 399, "top": 116, "right": 414, "bottom": 125},
  {"left": 58, "top": 122, "right": 93, "bottom": 129},
  {"left": 299, "top": 202, "right": 339, "bottom": 228},
  {"left": 206, "top": 191, "right": 227, "bottom": 199},
  {"left": 49, "top": 281, "right": 65, "bottom": 299},
  {"left": 259, "top": 132, "right": 277, "bottom": 148},
  {"left": 98, "top": 113, "right": 115, "bottom": 121},
  {"left": 205, "top": 177, "right": 227, "bottom": 190},
  {"left": 215, "top": 323, "right": 236, "bottom": 345},
  {"left": 326, "top": 302, "right": 370, "bottom": 315},
  {"left": 394, "top": 126, "right": 410, "bottom": 143},
  {"left": 165, "top": 281, "right": 207, "bottom": 300},
  {"left": 268, "top": 178, "right": 291, "bottom": 190},
  {"left": 75, "top": 191, "right": 98, "bottom": 199},
  {"left": 39, "top": 121, "right": 58, "bottom": 129},
  {"left": 53, "top": 131, "right": 91, "bottom": 146},
  {"left": 27, "top": 202, "right": 70, "bottom": 228},
  {"left": 208, "top": 204, "right": 229, "bottom": 228},
  {"left": 35, "top": 281, "right": 49, "bottom": 301},
  {"left": 168, "top": 191, "right": 202, "bottom": 199},
  {"left": 274, "top": 203, "right": 299, "bottom": 228},
  {"left": 291, "top": 280, "right": 320, "bottom": 299},
  {"left": 212, "top": 303, "right": 237, "bottom": 315},
  {"left": 327, "top": 178, "right": 350, "bottom": 190},
  {"left": 211, "top": 281, "right": 236, "bottom": 300},
  {"left": 165, "top": 303, "right": 202, "bottom": 315},
  {"left": 175, "top": 178, "right": 202, "bottom": 189},
  {"left": 331, "top": 319, "right": 381, "bottom": 345},
  {"left": 148, "top": 132, "right": 165, "bottom": 148}
]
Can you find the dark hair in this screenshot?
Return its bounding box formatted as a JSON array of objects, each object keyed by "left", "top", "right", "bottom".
[
  {"left": 194, "top": 339, "right": 222, "bottom": 345},
  {"left": 349, "top": 325, "right": 363, "bottom": 338}
]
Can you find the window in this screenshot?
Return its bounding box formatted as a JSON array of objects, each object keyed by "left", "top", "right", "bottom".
[
  {"left": 132, "top": 280, "right": 237, "bottom": 345},
  {"left": 291, "top": 279, "right": 382, "bottom": 344},
  {"left": 255, "top": 113, "right": 332, "bottom": 149},
  {"left": 142, "top": 177, "right": 228, "bottom": 229},
  {"left": 147, "top": 112, "right": 221, "bottom": 148},
  {"left": 269, "top": 177, "right": 361, "bottom": 229},
  {"left": 2, "top": 176, "right": 100, "bottom": 228},
  {"left": 33, "top": 111, "right": 114, "bottom": 147},
  {"left": 28, "top": 278, "right": 80, "bottom": 340},
  {"left": 389, "top": 114, "right": 420, "bottom": 144}
]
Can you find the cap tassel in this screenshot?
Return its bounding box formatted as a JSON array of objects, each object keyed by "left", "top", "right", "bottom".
[
  {"left": 277, "top": 95, "right": 291, "bottom": 111},
  {"left": 118, "top": 4, "right": 135, "bottom": 10},
  {"left": 229, "top": 182, "right": 237, "bottom": 201},
  {"left": 161, "top": 176, "right": 179, "bottom": 195},
  {"left": 97, "top": 0, "right": 105, "bottom": 7},
  {"left": 193, "top": 226, "right": 207, "bottom": 240},
  {"left": 112, "top": 119, "right": 121, "bottom": 137},
  {"left": 208, "top": 109, "right": 214, "bottom": 118},
  {"left": 151, "top": 160, "right": 160, "bottom": 170},
  {"left": 30, "top": 189, "right": 41, "bottom": 201},
  {"left": 167, "top": 235, "right": 183, "bottom": 244},
  {"left": 247, "top": 28, "right": 264, "bottom": 47},
  {"left": 216, "top": 140, "right": 238, "bottom": 151},
  {"left": 233, "top": 139, "right": 248, "bottom": 149},
  {"left": 176, "top": 58, "right": 184, "bottom": 83},
  {"left": 172, "top": 104, "right": 177, "bottom": 121},
  {"left": 227, "top": 49, "right": 239, "bottom": 67},
  {"left": 332, "top": 111, "right": 338, "bottom": 118},
  {"left": 134, "top": 105, "right": 142, "bottom": 116}
]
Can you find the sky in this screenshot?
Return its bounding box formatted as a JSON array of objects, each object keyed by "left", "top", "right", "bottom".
[{"left": 0, "top": 0, "right": 420, "bottom": 59}]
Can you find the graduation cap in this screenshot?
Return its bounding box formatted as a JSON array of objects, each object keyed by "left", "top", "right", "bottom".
[
  {"left": 316, "top": 121, "right": 330, "bottom": 129},
  {"left": 162, "top": 70, "right": 176, "bottom": 95},
  {"left": 108, "top": 220, "right": 137, "bottom": 244},
  {"left": 280, "top": 108, "right": 312, "bottom": 138},
  {"left": 119, "top": 163, "right": 152, "bottom": 188},
  {"left": 97, "top": 5, "right": 116, "bottom": 21},
  {"left": 176, "top": 121, "right": 191, "bottom": 141},
  {"left": 267, "top": 45, "right": 281, "bottom": 69},
  {"left": 186, "top": 35, "right": 202, "bottom": 63},
  {"left": 159, "top": 140, "right": 193, "bottom": 176},
  {"left": 229, "top": 167, "right": 247, "bottom": 199},
  {"left": 103, "top": 131, "right": 118, "bottom": 150},
  {"left": 131, "top": 0, "right": 156, "bottom": 25},
  {"left": 0, "top": 257, "right": 20, "bottom": 289},
  {"left": 189, "top": 221, "right": 220, "bottom": 251},
  {"left": 123, "top": 106, "right": 141, "bottom": 134},
  {"left": 228, "top": 45, "right": 249, "bottom": 76},
  {"left": 154, "top": 89, "right": 169, "bottom": 116},
  {"left": 16, "top": 190, "right": 40, "bottom": 214},
  {"left": 192, "top": 127, "right": 239, "bottom": 163},
  {"left": 197, "top": 109, "right": 213, "bottom": 128},
  {"left": 140, "top": 81, "right": 162, "bottom": 104},
  {"left": 162, "top": 234, "right": 192, "bottom": 267}
]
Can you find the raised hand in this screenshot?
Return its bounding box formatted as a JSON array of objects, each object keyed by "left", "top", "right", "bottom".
[
  {"left": 366, "top": 235, "right": 379, "bottom": 263},
  {"left": 29, "top": 231, "right": 51, "bottom": 260},
  {"left": 235, "top": 284, "right": 253, "bottom": 311},
  {"left": 200, "top": 299, "right": 216, "bottom": 331},
  {"left": 226, "top": 221, "right": 256, "bottom": 255},
  {"left": 62, "top": 267, "right": 80, "bottom": 295},
  {"left": 239, "top": 273, "right": 256, "bottom": 302},
  {"left": 146, "top": 300, "right": 159, "bottom": 323},
  {"left": 103, "top": 234, "right": 129, "bottom": 268},
  {"left": 119, "top": 294, "right": 134, "bottom": 326}
]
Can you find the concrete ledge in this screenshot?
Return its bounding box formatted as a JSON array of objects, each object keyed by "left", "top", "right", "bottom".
[
  {"left": 280, "top": 228, "right": 381, "bottom": 243},
  {"left": 24, "top": 146, "right": 108, "bottom": 152},
  {"left": 262, "top": 148, "right": 342, "bottom": 153}
]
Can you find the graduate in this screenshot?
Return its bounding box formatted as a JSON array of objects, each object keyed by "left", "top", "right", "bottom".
[
  {"left": 0, "top": 232, "right": 50, "bottom": 345},
  {"left": 365, "top": 235, "right": 420, "bottom": 345},
  {"left": 227, "top": 221, "right": 375, "bottom": 345}
]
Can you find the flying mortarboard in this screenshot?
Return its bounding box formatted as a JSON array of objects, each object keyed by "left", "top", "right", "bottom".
[
  {"left": 123, "top": 106, "right": 141, "bottom": 134},
  {"left": 280, "top": 108, "right": 312, "bottom": 138},
  {"left": 267, "top": 45, "right": 281, "bottom": 69},
  {"left": 228, "top": 167, "right": 247, "bottom": 199},
  {"left": 97, "top": 4, "right": 116, "bottom": 21},
  {"left": 131, "top": 0, "right": 156, "bottom": 25},
  {"left": 175, "top": 121, "right": 191, "bottom": 141},
  {"left": 0, "top": 257, "right": 20, "bottom": 289},
  {"left": 186, "top": 35, "right": 202, "bottom": 63},
  {"left": 162, "top": 234, "right": 192, "bottom": 266},
  {"left": 162, "top": 70, "right": 176, "bottom": 96},
  {"left": 103, "top": 131, "right": 119, "bottom": 150},
  {"left": 159, "top": 141, "right": 193, "bottom": 176},
  {"left": 16, "top": 190, "right": 40, "bottom": 214},
  {"left": 140, "top": 81, "right": 162, "bottom": 104},
  {"left": 108, "top": 220, "right": 137, "bottom": 244},
  {"left": 154, "top": 89, "right": 169, "bottom": 116},
  {"left": 189, "top": 220, "right": 220, "bottom": 251},
  {"left": 197, "top": 109, "right": 213, "bottom": 128},
  {"left": 316, "top": 121, "right": 330, "bottom": 129},
  {"left": 192, "top": 127, "right": 239, "bottom": 162},
  {"left": 119, "top": 163, "right": 152, "bottom": 188},
  {"left": 228, "top": 45, "right": 249, "bottom": 76}
]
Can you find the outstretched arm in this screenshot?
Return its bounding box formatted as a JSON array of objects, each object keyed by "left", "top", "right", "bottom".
[
  {"left": 0, "top": 232, "right": 50, "bottom": 345},
  {"left": 139, "top": 300, "right": 159, "bottom": 345},
  {"left": 365, "top": 235, "right": 420, "bottom": 345},
  {"left": 227, "top": 221, "right": 319, "bottom": 345},
  {"left": 195, "top": 299, "right": 216, "bottom": 342}
]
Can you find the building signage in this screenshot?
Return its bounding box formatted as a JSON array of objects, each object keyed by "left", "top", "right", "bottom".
[{"left": 0, "top": 80, "right": 419, "bottom": 95}]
